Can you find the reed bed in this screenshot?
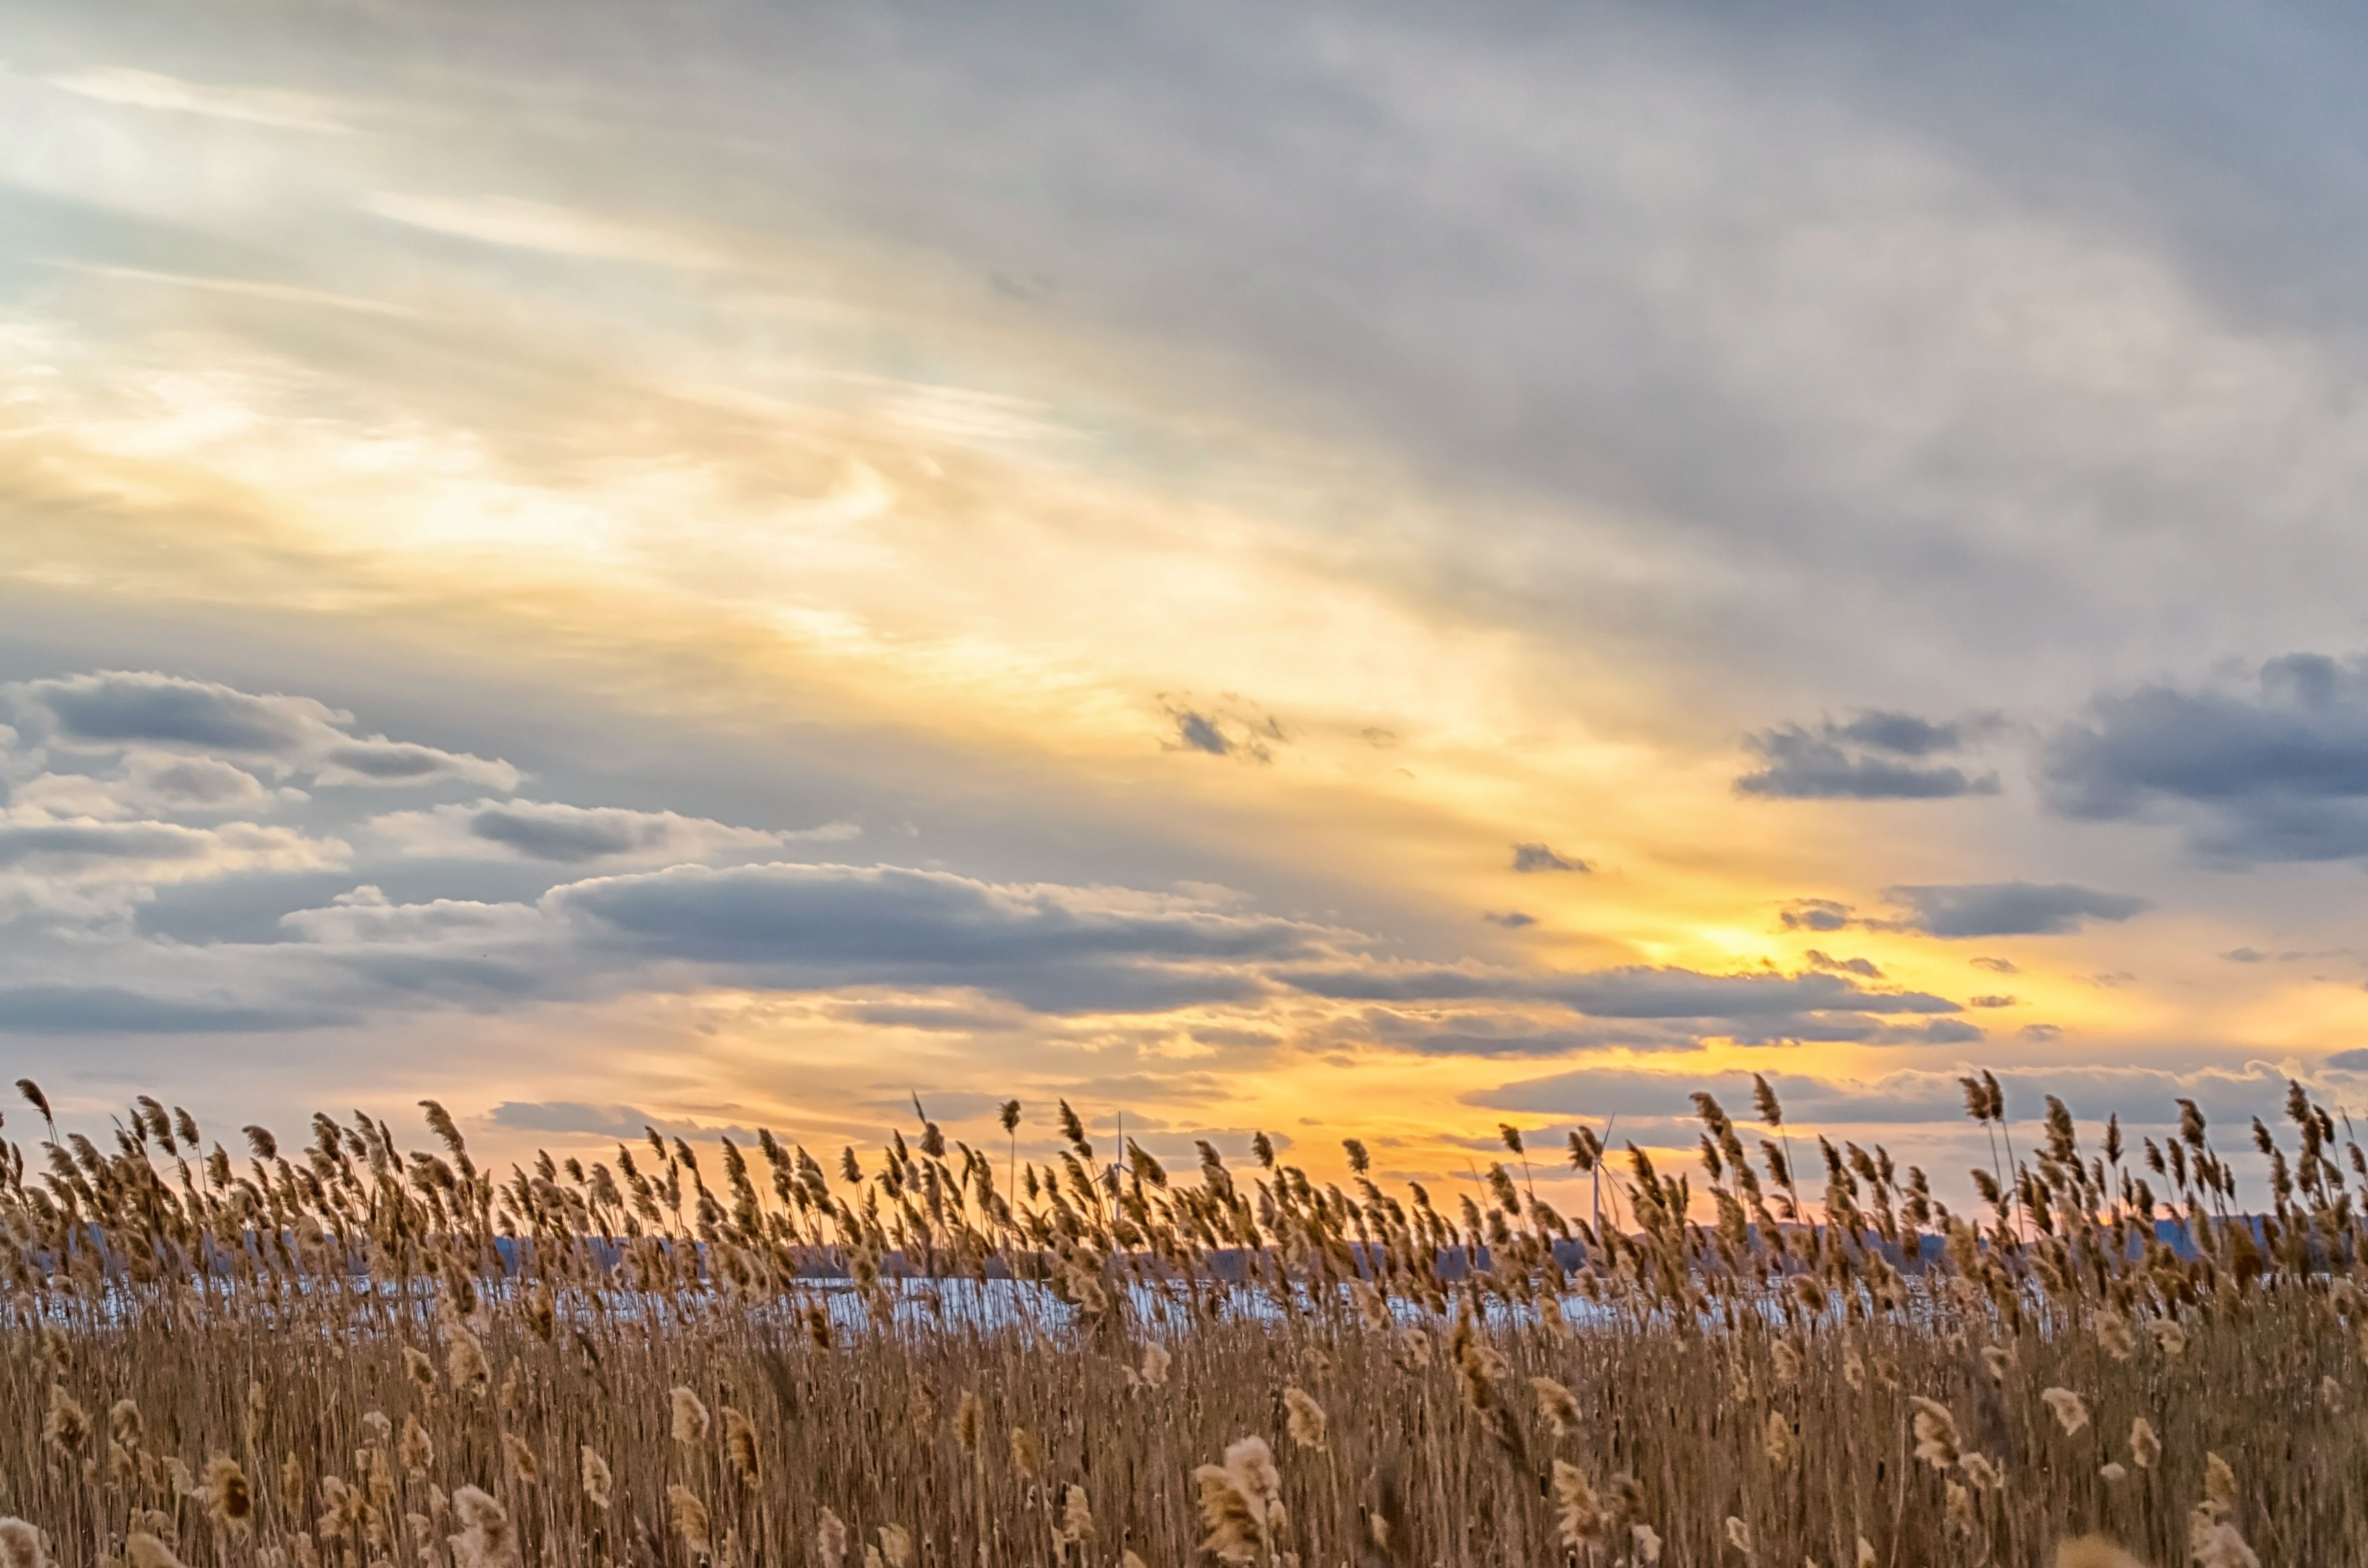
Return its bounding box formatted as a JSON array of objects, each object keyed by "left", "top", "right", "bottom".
[{"left": 0, "top": 1073, "right": 2351, "bottom": 1567}]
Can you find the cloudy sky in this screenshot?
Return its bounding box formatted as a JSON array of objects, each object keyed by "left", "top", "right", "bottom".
[{"left": 4, "top": 0, "right": 2368, "bottom": 1187}]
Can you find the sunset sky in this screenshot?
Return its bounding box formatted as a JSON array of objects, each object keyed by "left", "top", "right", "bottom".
[{"left": 6, "top": 1, "right": 2368, "bottom": 1192}]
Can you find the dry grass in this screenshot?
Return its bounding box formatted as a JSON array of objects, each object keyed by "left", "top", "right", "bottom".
[{"left": 0, "top": 1073, "right": 2348, "bottom": 1566}]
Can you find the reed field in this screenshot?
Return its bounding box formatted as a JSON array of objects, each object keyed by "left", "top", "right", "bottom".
[{"left": 0, "top": 1072, "right": 2352, "bottom": 1568}]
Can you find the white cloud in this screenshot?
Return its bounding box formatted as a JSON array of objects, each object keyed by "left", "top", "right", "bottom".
[
  {"left": 44, "top": 66, "right": 356, "bottom": 135},
  {"left": 280, "top": 884, "right": 542, "bottom": 945},
  {"left": 358, "top": 194, "right": 731, "bottom": 270}
]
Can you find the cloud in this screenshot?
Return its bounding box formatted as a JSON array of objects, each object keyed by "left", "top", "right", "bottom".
[
  {"left": 487, "top": 1101, "right": 756, "bottom": 1144},
  {"left": 2043, "top": 655, "right": 2368, "bottom": 863},
  {"left": 1175, "top": 712, "right": 1233, "bottom": 756},
  {"left": 0, "top": 984, "right": 334, "bottom": 1034},
  {"left": 1970, "top": 956, "right": 2020, "bottom": 974},
  {"left": 1779, "top": 898, "right": 1854, "bottom": 932},
  {"left": 45, "top": 67, "right": 355, "bottom": 134},
  {"left": 0, "top": 817, "right": 346, "bottom": 882},
  {"left": 2324, "top": 1049, "right": 2368, "bottom": 1074},
  {"left": 359, "top": 194, "right": 731, "bottom": 269},
  {"left": 546, "top": 861, "right": 1345, "bottom": 1013},
  {"left": 1736, "top": 712, "right": 1999, "bottom": 800},
  {"left": 1883, "top": 881, "right": 2147, "bottom": 938},
  {"left": 1781, "top": 885, "right": 2146, "bottom": 939},
  {"left": 1480, "top": 910, "right": 1536, "bottom": 928},
  {"left": 7, "top": 673, "right": 516, "bottom": 788},
  {"left": 279, "top": 885, "right": 543, "bottom": 945},
  {"left": 1511, "top": 842, "right": 1588, "bottom": 873},
  {"left": 1802, "top": 950, "right": 1881, "bottom": 978},
  {"left": 1966, "top": 993, "right": 2017, "bottom": 1008},
  {"left": 1161, "top": 698, "right": 1283, "bottom": 763},
  {"left": 373, "top": 799, "right": 855, "bottom": 865},
  {"left": 1285, "top": 959, "right": 1966, "bottom": 1054},
  {"left": 2221, "top": 947, "right": 2268, "bottom": 963}
]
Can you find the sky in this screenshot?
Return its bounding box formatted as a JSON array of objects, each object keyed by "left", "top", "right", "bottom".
[{"left": 5, "top": 0, "right": 2368, "bottom": 1191}]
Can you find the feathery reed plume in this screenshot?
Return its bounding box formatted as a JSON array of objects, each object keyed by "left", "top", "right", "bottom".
[
  {"left": 1053, "top": 1486, "right": 1095, "bottom": 1549},
  {"left": 2129, "top": 1418, "right": 2161, "bottom": 1470},
  {"left": 670, "top": 1386, "right": 713, "bottom": 1445},
  {"left": 41, "top": 1386, "right": 87, "bottom": 1458},
  {"left": 955, "top": 1390, "right": 981, "bottom": 1454},
  {"left": 1945, "top": 1481, "right": 1976, "bottom": 1535},
  {"left": 579, "top": 1448, "right": 613, "bottom": 1511},
  {"left": 448, "top": 1486, "right": 518, "bottom": 1568},
  {"left": 2204, "top": 1453, "right": 2239, "bottom": 1514},
  {"left": 404, "top": 1347, "right": 436, "bottom": 1394},
  {"left": 878, "top": 1524, "right": 915, "bottom": 1568},
  {"left": 1531, "top": 1375, "right": 1582, "bottom": 1437},
  {"left": 2100, "top": 1462, "right": 2129, "bottom": 1483},
  {"left": 2095, "top": 1310, "right": 2137, "bottom": 1362},
  {"left": 1725, "top": 1516, "right": 1753, "bottom": 1555},
  {"left": 2042, "top": 1387, "right": 2092, "bottom": 1436},
  {"left": 502, "top": 1433, "right": 539, "bottom": 1483},
  {"left": 1552, "top": 1461, "right": 1604, "bottom": 1548},
  {"left": 1764, "top": 1410, "right": 1795, "bottom": 1468},
  {"left": 1136, "top": 1341, "right": 1172, "bottom": 1389},
  {"left": 444, "top": 1324, "right": 490, "bottom": 1397},
  {"left": 668, "top": 1485, "right": 713, "bottom": 1560},
  {"left": 1909, "top": 1398, "right": 1962, "bottom": 1471},
  {"left": 1192, "top": 1462, "right": 1265, "bottom": 1566},
  {"left": 1283, "top": 1386, "right": 1329, "bottom": 1451},
  {"left": 816, "top": 1509, "right": 849, "bottom": 1568},
  {"left": 125, "top": 1535, "right": 188, "bottom": 1568},
  {"left": 2054, "top": 1540, "right": 2148, "bottom": 1568},
  {"left": 400, "top": 1415, "right": 433, "bottom": 1478},
  {"left": 202, "top": 1455, "right": 253, "bottom": 1533},
  {"left": 0, "top": 1522, "right": 45, "bottom": 1568},
  {"left": 1010, "top": 1426, "right": 1041, "bottom": 1479},
  {"left": 722, "top": 1407, "right": 761, "bottom": 1485}
]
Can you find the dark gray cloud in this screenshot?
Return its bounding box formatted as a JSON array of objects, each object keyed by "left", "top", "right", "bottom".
[
  {"left": 1970, "top": 956, "right": 2019, "bottom": 974},
  {"left": 1736, "top": 712, "right": 1998, "bottom": 800},
  {"left": 0, "top": 984, "right": 334, "bottom": 1034},
  {"left": 6, "top": 671, "right": 516, "bottom": 787},
  {"left": 1175, "top": 712, "right": 1231, "bottom": 756},
  {"left": 1511, "top": 842, "right": 1588, "bottom": 873},
  {"left": 1802, "top": 950, "right": 1881, "bottom": 978},
  {"left": 2043, "top": 654, "right": 2368, "bottom": 863},
  {"left": 1884, "top": 881, "right": 2147, "bottom": 938},
  {"left": 546, "top": 861, "right": 1337, "bottom": 1013},
  {"left": 2325, "top": 1049, "right": 2368, "bottom": 1073},
  {"left": 1779, "top": 898, "right": 1854, "bottom": 932},
  {"left": 1288, "top": 960, "right": 1971, "bottom": 1055},
  {"left": 0, "top": 820, "right": 218, "bottom": 870},
  {"left": 1480, "top": 910, "right": 1536, "bottom": 928},
  {"left": 473, "top": 807, "right": 646, "bottom": 862},
  {"left": 1160, "top": 699, "right": 1282, "bottom": 764},
  {"left": 373, "top": 798, "right": 838, "bottom": 864},
  {"left": 18, "top": 670, "right": 325, "bottom": 755}
]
